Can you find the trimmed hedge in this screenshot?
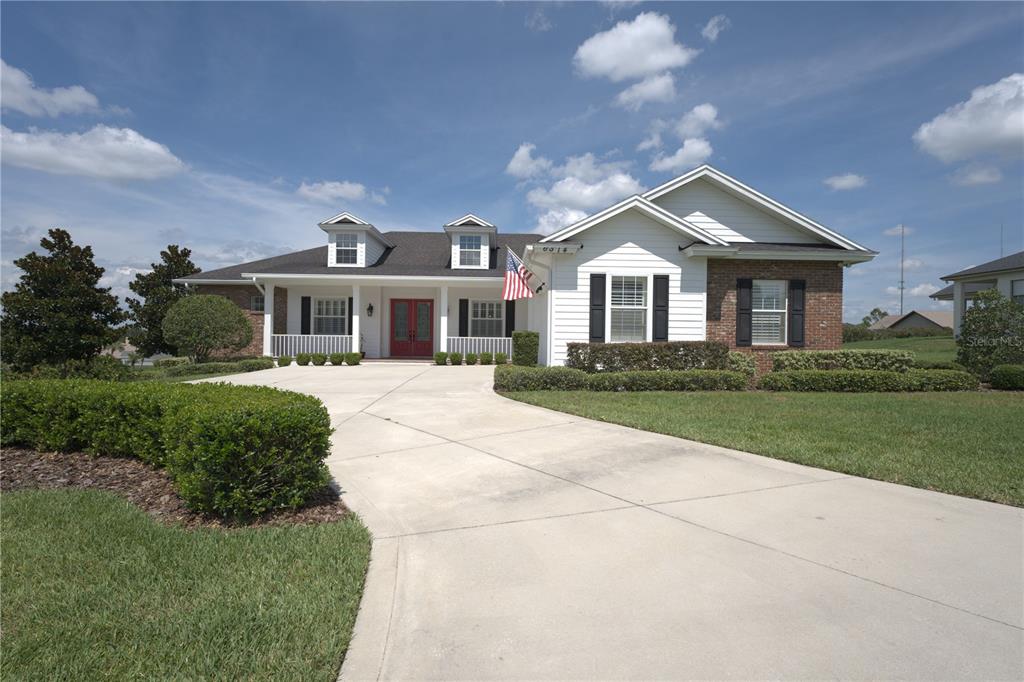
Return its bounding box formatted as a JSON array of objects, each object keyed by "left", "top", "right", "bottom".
[
  {"left": 759, "top": 369, "right": 979, "bottom": 392},
  {"left": 912, "top": 359, "right": 966, "bottom": 371},
  {"left": 1, "top": 380, "right": 332, "bottom": 518},
  {"left": 990, "top": 364, "right": 1024, "bottom": 390},
  {"left": 449, "top": 352, "right": 463, "bottom": 365},
  {"left": 329, "top": 352, "right": 345, "bottom": 366},
  {"left": 480, "top": 352, "right": 493, "bottom": 365},
  {"left": 310, "top": 353, "right": 327, "bottom": 366},
  {"left": 566, "top": 341, "right": 729, "bottom": 373},
  {"left": 434, "top": 352, "right": 448, "bottom": 366},
  {"left": 277, "top": 355, "right": 293, "bottom": 367},
  {"left": 495, "top": 352, "right": 508, "bottom": 365},
  {"left": 153, "top": 357, "right": 191, "bottom": 368},
  {"left": 727, "top": 351, "right": 756, "bottom": 376},
  {"left": 344, "top": 352, "right": 361, "bottom": 366},
  {"left": 771, "top": 349, "right": 914, "bottom": 372},
  {"left": 296, "top": 353, "right": 311, "bottom": 366},
  {"left": 512, "top": 331, "right": 540, "bottom": 367},
  {"left": 493, "top": 365, "right": 746, "bottom": 392},
  {"left": 164, "top": 359, "right": 273, "bottom": 377},
  {"left": 465, "top": 353, "right": 478, "bottom": 365}
]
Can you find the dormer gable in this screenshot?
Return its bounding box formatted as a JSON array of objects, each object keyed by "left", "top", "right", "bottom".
[
  {"left": 318, "top": 211, "right": 394, "bottom": 267},
  {"left": 444, "top": 214, "right": 497, "bottom": 269}
]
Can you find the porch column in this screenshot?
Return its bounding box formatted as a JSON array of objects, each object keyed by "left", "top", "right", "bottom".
[
  {"left": 439, "top": 285, "right": 448, "bottom": 352},
  {"left": 351, "top": 285, "right": 361, "bottom": 353},
  {"left": 262, "top": 283, "right": 274, "bottom": 357}
]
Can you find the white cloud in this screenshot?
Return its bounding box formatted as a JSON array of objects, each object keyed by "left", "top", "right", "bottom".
[
  {"left": 649, "top": 138, "right": 713, "bottom": 173},
  {"left": 370, "top": 186, "right": 391, "bottom": 205},
  {"left": 1, "top": 60, "right": 101, "bottom": 117},
  {"left": 637, "top": 120, "right": 666, "bottom": 151},
  {"left": 614, "top": 73, "right": 676, "bottom": 111},
  {"left": 525, "top": 7, "right": 552, "bottom": 32},
  {"left": 0, "top": 125, "right": 185, "bottom": 180},
  {"left": 883, "top": 225, "right": 915, "bottom": 236},
  {"left": 299, "top": 179, "right": 382, "bottom": 202},
  {"left": 913, "top": 73, "right": 1024, "bottom": 163},
  {"left": 505, "top": 143, "right": 553, "bottom": 179},
  {"left": 574, "top": 12, "right": 698, "bottom": 82},
  {"left": 701, "top": 15, "right": 730, "bottom": 42},
  {"left": 902, "top": 258, "right": 924, "bottom": 270},
  {"left": 557, "top": 152, "right": 631, "bottom": 183},
  {"left": 527, "top": 172, "right": 642, "bottom": 212},
  {"left": 951, "top": 164, "right": 1003, "bottom": 186},
  {"left": 534, "top": 207, "right": 588, "bottom": 235},
  {"left": 675, "top": 103, "right": 722, "bottom": 137},
  {"left": 910, "top": 283, "right": 940, "bottom": 297},
  {"left": 823, "top": 173, "right": 867, "bottom": 190}
]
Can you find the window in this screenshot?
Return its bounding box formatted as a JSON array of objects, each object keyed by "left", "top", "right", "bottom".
[
  {"left": 459, "top": 235, "right": 482, "bottom": 267},
  {"left": 610, "top": 276, "right": 647, "bottom": 342},
  {"left": 1013, "top": 280, "right": 1024, "bottom": 306},
  {"left": 314, "top": 298, "right": 347, "bottom": 335},
  {"left": 250, "top": 295, "right": 264, "bottom": 312},
  {"left": 752, "top": 280, "right": 787, "bottom": 345},
  {"left": 470, "top": 301, "right": 503, "bottom": 337},
  {"left": 335, "top": 233, "right": 358, "bottom": 265}
]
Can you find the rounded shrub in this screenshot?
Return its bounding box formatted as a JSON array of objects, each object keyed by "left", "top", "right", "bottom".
[
  {"left": 465, "top": 353, "right": 478, "bottom": 365},
  {"left": 296, "top": 353, "right": 311, "bottom": 366},
  {"left": 162, "top": 295, "right": 253, "bottom": 363},
  {"left": 479, "top": 352, "right": 493, "bottom": 365},
  {"left": 329, "top": 352, "right": 345, "bottom": 366},
  {"left": 495, "top": 352, "right": 508, "bottom": 365},
  {"left": 989, "top": 364, "right": 1024, "bottom": 390},
  {"left": 434, "top": 351, "right": 448, "bottom": 366},
  {"left": 343, "top": 352, "right": 361, "bottom": 366},
  {"left": 277, "top": 355, "right": 293, "bottom": 367},
  {"left": 449, "top": 352, "right": 463, "bottom": 365},
  {"left": 310, "top": 353, "right": 327, "bottom": 366}
]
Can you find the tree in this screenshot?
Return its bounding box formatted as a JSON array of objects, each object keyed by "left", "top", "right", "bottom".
[
  {"left": 861, "top": 308, "right": 890, "bottom": 327},
  {"left": 126, "top": 245, "right": 200, "bottom": 356},
  {"left": 956, "top": 289, "right": 1024, "bottom": 379},
  {"left": 162, "top": 295, "right": 253, "bottom": 363},
  {"left": 1, "top": 228, "right": 125, "bottom": 371}
]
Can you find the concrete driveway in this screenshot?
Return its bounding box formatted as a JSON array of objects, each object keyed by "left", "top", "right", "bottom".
[{"left": 227, "top": 364, "right": 1023, "bottom": 680}]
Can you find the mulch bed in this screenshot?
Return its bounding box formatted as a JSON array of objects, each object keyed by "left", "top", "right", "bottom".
[{"left": 1, "top": 448, "right": 350, "bottom": 530}]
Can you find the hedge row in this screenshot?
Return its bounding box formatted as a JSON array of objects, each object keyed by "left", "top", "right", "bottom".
[
  {"left": 493, "top": 365, "right": 746, "bottom": 392},
  {"left": 434, "top": 351, "right": 508, "bottom": 365},
  {"left": 294, "top": 352, "right": 361, "bottom": 366},
  {"left": 989, "top": 364, "right": 1024, "bottom": 390},
  {"left": 1, "top": 380, "right": 332, "bottom": 519},
  {"left": 165, "top": 358, "right": 275, "bottom": 377},
  {"left": 770, "top": 349, "right": 914, "bottom": 372},
  {"left": 566, "top": 341, "right": 730, "bottom": 373},
  {"left": 758, "top": 369, "right": 979, "bottom": 392}
]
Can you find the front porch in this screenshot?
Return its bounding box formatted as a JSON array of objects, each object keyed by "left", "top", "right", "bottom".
[{"left": 255, "top": 277, "right": 526, "bottom": 359}]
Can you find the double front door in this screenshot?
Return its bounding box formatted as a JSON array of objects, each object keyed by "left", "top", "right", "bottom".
[{"left": 390, "top": 299, "right": 433, "bottom": 357}]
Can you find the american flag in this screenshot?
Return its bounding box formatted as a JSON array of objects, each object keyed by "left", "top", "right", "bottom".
[{"left": 502, "top": 249, "right": 535, "bottom": 300}]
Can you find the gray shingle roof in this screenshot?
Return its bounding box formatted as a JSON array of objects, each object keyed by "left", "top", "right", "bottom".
[
  {"left": 181, "top": 231, "right": 538, "bottom": 282},
  {"left": 942, "top": 250, "right": 1024, "bottom": 280}
]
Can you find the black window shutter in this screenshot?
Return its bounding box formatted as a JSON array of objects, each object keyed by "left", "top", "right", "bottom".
[
  {"left": 505, "top": 300, "right": 516, "bottom": 337},
  {"left": 788, "top": 279, "right": 806, "bottom": 347},
  {"left": 347, "top": 297, "right": 354, "bottom": 336},
  {"left": 301, "top": 296, "right": 311, "bottom": 335},
  {"left": 458, "top": 299, "right": 469, "bottom": 337},
  {"left": 653, "top": 275, "right": 669, "bottom": 342},
  {"left": 736, "top": 278, "right": 752, "bottom": 347},
  {"left": 589, "top": 273, "right": 606, "bottom": 343}
]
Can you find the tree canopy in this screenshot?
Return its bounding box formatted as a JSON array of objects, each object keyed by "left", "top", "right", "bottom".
[
  {"left": 956, "top": 289, "right": 1024, "bottom": 379},
  {"left": 162, "top": 294, "right": 253, "bottom": 363},
  {"left": 127, "top": 245, "right": 200, "bottom": 356},
  {"left": 1, "top": 228, "right": 125, "bottom": 371}
]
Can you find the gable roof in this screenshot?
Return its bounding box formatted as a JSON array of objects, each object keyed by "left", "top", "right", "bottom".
[
  {"left": 642, "top": 165, "right": 870, "bottom": 251},
  {"left": 538, "top": 195, "right": 729, "bottom": 245},
  {"left": 178, "top": 232, "right": 537, "bottom": 282},
  {"left": 320, "top": 211, "right": 369, "bottom": 225},
  {"left": 444, "top": 214, "right": 495, "bottom": 228},
  {"left": 868, "top": 310, "right": 953, "bottom": 330},
  {"left": 941, "top": 250, "right": 1024, "bottom": 281}
]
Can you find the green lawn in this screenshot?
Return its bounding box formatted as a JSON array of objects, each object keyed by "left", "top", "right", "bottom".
[
  {"left": 2, "top": 490, "right": 371, "bottom": 680},
  {"left": 506, "top": 391, "right": 1024, "bottom": 506},
  {"left": 843, "top": 335, "right": 956, "bottom": 364}
]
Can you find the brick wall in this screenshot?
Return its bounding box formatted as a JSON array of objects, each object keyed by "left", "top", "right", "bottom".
[
  {"left": 193, "top": 284, "right": 288, "bottom": 356},
  {"left": 706, "top": 259, "right": 844, "bottom": 372}
]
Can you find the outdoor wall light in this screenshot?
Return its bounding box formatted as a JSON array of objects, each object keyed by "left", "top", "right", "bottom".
[{"left": 366, "top": 302, "right": 374, "bottom": 317}]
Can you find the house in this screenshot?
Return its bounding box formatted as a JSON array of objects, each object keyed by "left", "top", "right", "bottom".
[
  {"left": 175, "top": 165, "right": 876, "bottom": 366},
  {"left": 930, "top": 250, "right": 1024, "bottom": 334},
  {"left": 868, "top": 310, "right": 953, "bottom": 333}
]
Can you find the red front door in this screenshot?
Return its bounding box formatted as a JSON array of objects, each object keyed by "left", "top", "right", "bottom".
[{"left": 390, "top": 299, "right": 433, "bottom": 357}]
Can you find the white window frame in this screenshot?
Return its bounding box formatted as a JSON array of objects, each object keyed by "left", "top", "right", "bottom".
[
  {"left": 335, "top": 233, "right": 359, "bottom": 265},
  {"left": 459, "top": 234, "right": 483, "bottom": 268},
  {"left": 313, "top": 297, "right": 347, "bottom": 335},
  {"left": 1012, "top": 279, "right": 1024, "bottom": 306},
  {"left": 469, "top": 299, "right": 504, "bottom": 338},
  {"left": 751, "top": 279, "right": 788, "bottom": 346},
  {"left": 607, "top": 274, "right": 651, "bottom": 343},
  {"left": 250, "top": 294, "right": 264, "bottom": 312}
]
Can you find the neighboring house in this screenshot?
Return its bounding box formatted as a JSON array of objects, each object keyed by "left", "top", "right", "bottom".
[
  {"left": 175, "top": 165, "right": 876, "bottom": 365},
  {"left": 930, "top": 250, "right": 1024, "bottom": 335},
  {"left": 868, "top": 310, "right": 953, "bottom": 333}
]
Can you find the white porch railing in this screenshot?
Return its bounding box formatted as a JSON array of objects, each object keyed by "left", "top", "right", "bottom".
[
  {"left": 272, "top": 334, "right": 352, "bottom": 356},
  {"left": 447, "top": 336, "right": 512, "bottom": 356}
]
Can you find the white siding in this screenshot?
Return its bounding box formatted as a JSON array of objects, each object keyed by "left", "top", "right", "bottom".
[
  {"left": 548, "top": 210, "right": 707, "bottom": 365},
  {"left": 652, "top": 177, "right": 820, "bottom": 244},
  {"left": 365, "top": 234, "right": 387, "bottom": 266}
]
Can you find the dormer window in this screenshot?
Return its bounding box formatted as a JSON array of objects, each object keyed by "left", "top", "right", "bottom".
[
  {"left": 459, "top": 235, "right": 482, "bottom": 267},
  {"left": 336, "top": 233, "right": 358, "bottom": 265}
]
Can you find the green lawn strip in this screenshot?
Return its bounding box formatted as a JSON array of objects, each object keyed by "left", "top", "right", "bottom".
[
  {"left": 2, "top": 490, "right": 371, "bottom": 680},
  {"left": 505, "top": 391, "right": 1024, "bottom": 506},
  {"left": 842, "top": 335, "right": 956, "bottom": 364}
]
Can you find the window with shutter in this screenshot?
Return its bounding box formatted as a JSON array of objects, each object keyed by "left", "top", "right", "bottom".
[
  {"left": 751, "top": 280, "right": 787, "bottom": 345},
  {"left": 610, "top": 276, "right": 647, "bottom": 342}
]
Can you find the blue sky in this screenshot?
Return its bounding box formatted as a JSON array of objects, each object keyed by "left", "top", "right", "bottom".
[{"left": 2, "top": 1, "right": 1022, "bottom": 321}]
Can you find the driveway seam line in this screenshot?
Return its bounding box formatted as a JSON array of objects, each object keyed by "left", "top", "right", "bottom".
[
  {"left": 644, "top": 476, "right": 852, "bottom": 506},
  {"left": 376, "top": 504, "right": 636, "bottom": 540},
  {"left": 334, "top": 366, "right": 434, "bottom": 426}
]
